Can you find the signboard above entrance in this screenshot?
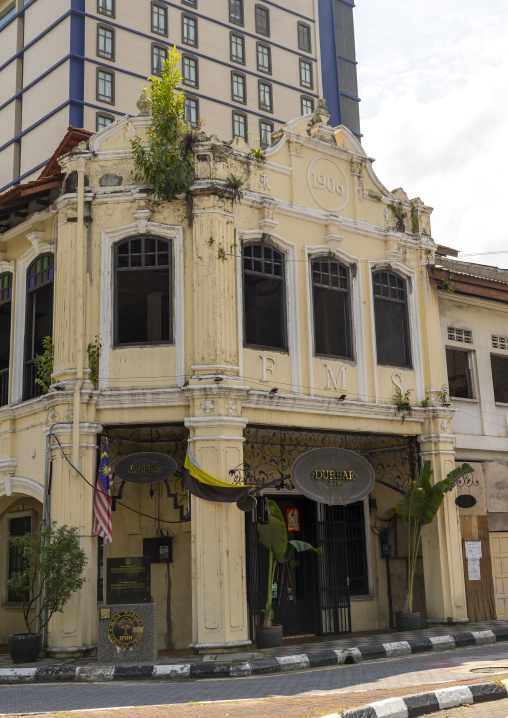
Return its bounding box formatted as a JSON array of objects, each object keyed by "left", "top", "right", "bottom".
[
  {"left": 291, "top": 448, "right": 375, "bottom": 505},
  {"left": 114, "top": 452, "right": 177, "bottom": 484}
]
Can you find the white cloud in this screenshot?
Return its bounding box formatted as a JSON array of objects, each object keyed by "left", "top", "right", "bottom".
[{"left": 354, "top": 0, "right": 508, "bottom": 266}]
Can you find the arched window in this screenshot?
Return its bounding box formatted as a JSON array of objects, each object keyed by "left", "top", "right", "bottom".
[
  {"left": 243, "top": 242, "right": 286, "bottom": 350},
  {"left": 373, "top": 270, "right": 411, "bottom": 367},
  {"left": 312, "top": 258, "right": 352, "bottom": 359},
  {"left": 24, "top": 254, "right": 54, "bottom": 400},
  {"left": 0, "top": 272, "right": 13, "bottom": 406},
  {"left": 114, "top": 236, "right": 172, "bottom": 345}
]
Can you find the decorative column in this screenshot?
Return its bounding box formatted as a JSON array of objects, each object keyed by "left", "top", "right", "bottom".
[
  {"left": 43, "top": 422, "right": 102, "bottom": 656},
  {"left": 418, "top": 423, "right": 468, "bottom": 624},
  {"left": 184, "top": 413, "right": 250, "bottom": 651}
]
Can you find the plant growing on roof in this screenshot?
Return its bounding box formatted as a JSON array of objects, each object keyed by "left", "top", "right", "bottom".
[
  {"left": 34, "top": 336, "right": 54, "bottom": 394},
  {"left": 396, "top": 461, "right": 473, "bottom": 616},
  {"left": 393, "top": 387, "right": 412, "bottom": 422},
  {"left": 131, "top": 48, "right": 196, "bottom": 201}
]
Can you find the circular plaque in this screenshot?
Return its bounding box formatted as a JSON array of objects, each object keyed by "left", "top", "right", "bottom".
[
  {"left": 108, "top": 611, "right": 144, "bottom": 650},
  {"left": 307, "top": 157, "right": 349, "bottom": 212},
  {"left": 291, "top": 447, "right": 375, "bottom": 506}
]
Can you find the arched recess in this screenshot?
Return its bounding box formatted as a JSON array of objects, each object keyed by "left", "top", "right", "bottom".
[
  {"left": 100, "top": 221, "right": 184, "bottom": 390},
  {"left": 236, "top": 229, "right": 301, "bottom": 393},
  {"left": 368, "top": 260, "right": 424, "bottom": 403},
  {"left": 305, "top": 244, "right": 367, "bottom": 401},
  {"left": 0, "top": 476, "right": 45, "bottom": 501}
]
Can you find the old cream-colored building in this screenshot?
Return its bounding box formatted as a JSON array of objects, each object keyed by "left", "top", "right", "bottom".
[{"left": 0, "top": 106, "right": 467, "bottom": 654}]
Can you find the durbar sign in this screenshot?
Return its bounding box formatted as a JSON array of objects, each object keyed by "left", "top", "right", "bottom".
[
  {"left": 291, "top": 447, "right": 375, "bottom": 505},
  {"left": 114, "top": 452, "right": 177, "bottom": 484}
]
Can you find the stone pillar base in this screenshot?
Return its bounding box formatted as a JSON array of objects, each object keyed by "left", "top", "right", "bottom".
[{"left": 46, "top": 644, "right": 98, "bottom": 659}]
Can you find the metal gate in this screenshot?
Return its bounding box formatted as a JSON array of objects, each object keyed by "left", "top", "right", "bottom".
[{"left": 316, "top": 503, "right": 351, "bottom": 634}]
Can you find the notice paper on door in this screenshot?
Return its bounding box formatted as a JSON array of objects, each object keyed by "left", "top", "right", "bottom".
[{"left": 468, "top": 558, "right": 481, "bottom": 581}]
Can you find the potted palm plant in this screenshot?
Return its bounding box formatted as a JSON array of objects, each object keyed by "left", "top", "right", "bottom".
[
  {"left": 395, "top": 460, "right": 473, "bottom": 631},
  {"left": 5, "top": 521, "right": 87, "bottom": 663},
  {"left": 256, "top": 499, "right": 322, "bottom": 649}
]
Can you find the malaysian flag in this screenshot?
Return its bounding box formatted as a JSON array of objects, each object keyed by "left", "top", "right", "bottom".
[{"left": 92, "top": 439, "right": 113, "bottom": 543}]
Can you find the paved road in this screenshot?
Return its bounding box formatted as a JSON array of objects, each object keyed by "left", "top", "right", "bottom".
[{"left": 2, "top": 644, "right": 508, "bottom": 717}]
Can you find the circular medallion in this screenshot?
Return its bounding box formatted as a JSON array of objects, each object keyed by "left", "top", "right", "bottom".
[
  {"left": 307, "top": 157, "right": 349, "bottom": 212},
  {"left": 108, "top": 611, "right": 144, "bottom": 650}
]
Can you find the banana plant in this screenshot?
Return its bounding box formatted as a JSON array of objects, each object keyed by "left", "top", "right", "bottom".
[
  {"left": 257, "top": 499, "right": 322, "bottom": 627},
  {"left": 396, "top": 460, "right": 473, "bottom": 614}
]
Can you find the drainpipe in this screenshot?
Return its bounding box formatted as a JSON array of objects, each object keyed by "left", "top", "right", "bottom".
[{"left": 73, "top": 157, "right": 86, "bottom": 474}]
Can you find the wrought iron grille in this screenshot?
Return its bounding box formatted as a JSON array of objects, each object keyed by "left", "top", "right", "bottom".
[
  {"left": 101, "top": 424, "right": 189, "bottom": 520},
  {"left": 232, "top": 426, "right": 418, "bottom": 495}
]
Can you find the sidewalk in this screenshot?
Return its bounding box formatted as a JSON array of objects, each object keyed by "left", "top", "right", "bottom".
[{"left": 1, "top": 619, "right": 508, "bottom": 684}]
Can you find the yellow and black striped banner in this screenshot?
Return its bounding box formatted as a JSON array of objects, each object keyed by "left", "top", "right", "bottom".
[{"left": 182, "top": 446, "right": 250, "bottom": 503}]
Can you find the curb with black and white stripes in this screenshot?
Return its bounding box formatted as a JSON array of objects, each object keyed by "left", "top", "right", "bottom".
[
  {"left": 1, "top": 626, "right": 507, "bottom": 684},
  {"left": 320, "top": 680, "right": 508, "bottom": 718}
]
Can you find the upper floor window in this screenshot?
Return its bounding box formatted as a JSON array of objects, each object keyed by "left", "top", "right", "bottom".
[
  {"left": 298, "top": 22, "right": 311, "bottom": 52},
  {"left": 24, "top": 254, "right": 54, "bottom": 400},
  {"left": 491, "top": 354, "right": 508, "bottom": 404},
  {"left": 255, "top": 4, "right": 269, "bottom": 36},
  {"left": 258, "top": 81, "right": 272, "bottom": 112},
  {"left": 182, "top": 0, "right": 197, "bottom": 5},
  {"left": 446, "top": 348, "right": 474, "bottom": 399},
  {"left": 97, "top": 25, "right": 114, "bottom": 60},
  {"left": 231, "top": 33, "right": 245, "bottom": 64},
  {"left": 299, "top": 58, "right": 313, "bottom": 89},
  {"left": 233, "top": 111, "right": 247, "bottom": 140},
  {"left": 98, "top": 0, "right": 114, "bottom": 18},
  {"left": 115, "top": 236, "right": 172, "bottom": 346},
  {"left": 230, "top": 0, "right": 243, "bottom": 25},
  {"left": 97, "top": 112, "right": 115, "bottom": 131},
  {"left": 97, "top": 68, "right": 114, "bottom": 104},
  {"left": 182, "top": 14, "right": 197, "bottom": 46},
  {"left": 0, "top": 272, "right": 13, "bottom": 407},
  {"left": 301, "top": 96, "right": 314, "bottom": 115},
  {"left": 184, "top": 96, "right": 199, "bottom": 125},
  {"left": 152, "top": 44, "right": 168, "bottom": 76},
  {"left": 259, "top": 120, "right": 273, "bottom": 149},
  {"left": 232, "top": 72, "right": 246, "bottom": 103},
  {"left": 257, "top": 43, "right": 271, "bottom": 73},
  {"left": 0, "top": 2, "right": 16, "bottom": 30},
  {"left": 373, "top": 271, "right": 411, "bottom": 368},
  {"left": 312, "top": 259, "right": 352, "bottom": 359},
  {"left": 152, "top": 2, "right": 168, "bottom": 36},
  {"left": 182, "top": 55, "right": 198, "bottom": 87},
  {"left": 243, "top": 243, "right": 286, "bottom": 350}
]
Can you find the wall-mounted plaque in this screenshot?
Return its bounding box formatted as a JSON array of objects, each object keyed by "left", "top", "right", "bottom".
[
  {"left": 106, "top": 557, "right": 151, "bottom": 604},
  {"left": 291, "top": 447, "right": 375, "bottom": 506},
  {"left": 114, "top": 452, "right": 177, "bottom": 484},
  {"left": 108, "top": 610, "right": 145, "bottom": 650}
]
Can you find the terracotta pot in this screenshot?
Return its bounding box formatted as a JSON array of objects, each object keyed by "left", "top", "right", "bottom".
[
  {"left": 255, "top": 624, "right": 283, "bottom": 649},
  {"left": 8, "top": 633, "right": 42, "bottom": 664},
  {"left": 395, "top": 611, "right": 421, "bottom": 632}
]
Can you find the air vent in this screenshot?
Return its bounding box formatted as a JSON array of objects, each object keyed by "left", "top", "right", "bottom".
[
  {"left": 492, "top": 335, "right": 508, "bottom": 350},
  {"left": 447, "top": 327, "right": 472, "bottom": 343}
]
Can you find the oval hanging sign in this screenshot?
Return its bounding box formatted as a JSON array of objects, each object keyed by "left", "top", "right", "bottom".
[
  {"left": 455, "top": 494, "right": 477, "bottom": 509},
  {"left": 114, "top": 452, "right": 177, "bottom": 484},
  {"left": 291, "top": 447, "right": 375, "bottom": 506}
]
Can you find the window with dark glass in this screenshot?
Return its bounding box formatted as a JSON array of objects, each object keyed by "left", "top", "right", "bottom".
[
  {"left": 97, "top": 68, "right": 114, "bottom": 103},
  {"left": 446, "top": 349, "right": 474, "bottom": 399},
  {"left": 115, "top": 236, "right": 172, "bottom": 346},
  {"left": 24, "top": 254, "right": 54, "bottom": 400},
  {"left": 231, "top": 33, "right": 245, "bottom": 63},
  {"left": 256, "top": 42, "right": 271, "bottom": 73},
  {"left": 232, "top": 72, "right": 246, "bottom": 103},
  {"left": 312, "top": 259, "right": 352, "bottom": 359},
  {"left": 7, "top": 514, "right": 32, "bottom": 602},
  {"left": 152, "top": 44, "right": 168, "bottom": 75},
  {"left": 98, "top": 0, "right": 114, "bottom": 17},
  {"left": 152, "top": 2, "right": 168, "bottom": 35},
  {"left": 259, "top": 120, "right": 273, "bottom": 149},
  {"left": 243, "top": 243, "right": 286, "bottom": 350},
  {"left": 491, "top": 354, "right": 508, "bottom": 403},
  {"left": 182, "top": 55, "right": 198, "bottom": 87},
  {"left": 229, "top": 0, "right": 243, "bottom": 25},
  {"left": 0, "top": 272, "right": 13, "bottom": 407},
  {"left": 299, "top": 58, "right": 312, "bottom": 88},
  {"left": 258, "top": 81, "right": 272, "bottom": 111},
  {"left": 301, "top": 96, "right": 314, "bottom": 115},
  {"left": 97, "top": 113, "right": 115, "bottom": 131},
  {"left": 373, "top": 271, "right": 411, "bottom": 367},
  {"left": 233, "top": 111, "right": 247, "bottom": 139},
  {"left": 298, "top": 22, "right": 311, "bottom": 52},
  {"left": 184, "top": 96, "right": 199, "bottom": 125},
  {"left": 182, "top": 0, "right": 197, "bottom": 5},
  {"left": 182, "top": 15, "right": 197, "bottom": 46},
  {"left": 97, "top": 25, "right": 114, "bottom": 60},
  {"left": 255, "top": 4, "right": 269, "bottom": 35}
]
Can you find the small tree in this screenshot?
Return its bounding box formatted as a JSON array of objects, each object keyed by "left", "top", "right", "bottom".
[
  {"left": 131, "top": 48, "right": 196, "bottom": 201},
  {"left": 5, "top": 522, "right": 87, "bottom": 634},
  {"left": 34, "top": 336, "right": 54, "bottom": 394}
]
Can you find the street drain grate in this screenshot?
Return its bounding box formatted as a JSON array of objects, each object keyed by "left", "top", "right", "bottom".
[{"left": 470, "top": 667, "right": 508, "bottom": 674}]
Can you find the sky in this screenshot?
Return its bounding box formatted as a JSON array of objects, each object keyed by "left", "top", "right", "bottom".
[{"left": 353, "top": 0, "right": 508, "bottom": 268}]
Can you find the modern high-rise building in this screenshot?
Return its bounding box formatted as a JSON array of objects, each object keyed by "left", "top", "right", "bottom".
[{"left": 0, "top": 0, "right": 360, "bottom": 193}]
